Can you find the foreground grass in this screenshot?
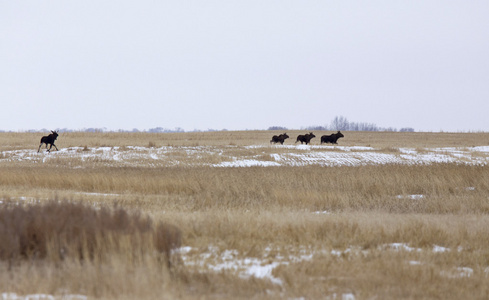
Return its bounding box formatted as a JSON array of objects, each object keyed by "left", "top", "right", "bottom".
[
  {"left": 1, "top": 131, "right": 489, "bottom": 299},
  {"left": 3, "top": 164, "right": 489, "bottom": 214}
]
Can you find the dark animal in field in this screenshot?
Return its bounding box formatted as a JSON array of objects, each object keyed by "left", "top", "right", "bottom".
[
  {"left": 295, "top": 132, "right": 316, "bottom": 145},
  {"left": 38, "top": 130, "right": 59, "bottom": 152},
  {"left": 321, "top": 131, "right": 344, "bottom": 144},
  {"left": 270, "top": 133, "right": 290, "bottom": 145}
]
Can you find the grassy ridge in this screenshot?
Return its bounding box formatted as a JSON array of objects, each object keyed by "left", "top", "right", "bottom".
[{"left": 2, "top": 165, "right": 489, "bottom": 213}]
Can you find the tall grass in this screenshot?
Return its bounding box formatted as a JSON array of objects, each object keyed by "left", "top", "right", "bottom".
[
  {"left": 0, "top": 201, "right": 181, "bottom": 299},
  {"left": 2, "top": 164, "right": 488, "bottom": 213},
  {"left": 0, "top": 200, "right": 181, "bottom": 263}
]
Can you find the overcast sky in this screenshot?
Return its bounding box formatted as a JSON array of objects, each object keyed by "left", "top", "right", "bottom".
[{"left": 1, "top": 1, "right": 488, "bottom": 132}]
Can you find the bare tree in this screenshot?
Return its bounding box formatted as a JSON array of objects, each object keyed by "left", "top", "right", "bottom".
[{"left": 330, "top": 116, "right": 350, "bottom": 131}]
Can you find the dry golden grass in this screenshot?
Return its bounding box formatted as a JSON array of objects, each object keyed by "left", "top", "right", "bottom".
[
  {"left": 4, "top": 130, "right": 489, "bottom": 150},
  {"left": 1, "top": 131, "right": 489, "bottom": 299}
]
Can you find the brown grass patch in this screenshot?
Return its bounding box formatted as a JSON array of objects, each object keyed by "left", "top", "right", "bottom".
[{"left": 0, "top": 201, "right": 181, "bottom": 266}]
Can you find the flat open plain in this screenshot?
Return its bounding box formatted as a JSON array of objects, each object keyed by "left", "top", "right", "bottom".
[{"left": 1, "top": 131, "right": 489, "bottom": 299}]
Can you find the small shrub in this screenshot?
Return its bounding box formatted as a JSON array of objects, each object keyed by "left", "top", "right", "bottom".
[{"left": 0, "top": 200, "right": 181, "bottom": 266}]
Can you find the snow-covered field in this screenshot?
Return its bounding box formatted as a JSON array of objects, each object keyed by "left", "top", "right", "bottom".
[
  {"left": 177, "top": 242, "right": 480, "bottom": 285},
  {"left": 174, "top": 241, "right": 485, "bottom": 300},
  {"left": 2, "top": 145, "right": 489, "bottom": 167}
]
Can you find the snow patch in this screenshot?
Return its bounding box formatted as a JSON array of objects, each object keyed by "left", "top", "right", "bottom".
[
  {"left": 396, "top": 194, "right": 425, "bottom": 200},
  {"left": 180, "top": 246, "right": 314, "bottom": 285},
  {"left": 440, "top": 267, "right": 473, "bottom": 278},
  {"left": 1, "top": 293, "right": 86, "bottom": 300},
  {"left": 314, "top": 211, "right": 332, "bottom": 214},
  {"left": 75, "top": 192, "right": 121, "bottom": 197},
  {"left": 326, "top": 293, "right": 356, "bottom": 300},
  {"left": 433, "top": 245, "right": 451, "bottom": 253},
  {"left": 382, "top": 243, "right": 422, "bottom": 252},
  {"left": 214, "top": 159, "right": 281, "bottom": 167}
]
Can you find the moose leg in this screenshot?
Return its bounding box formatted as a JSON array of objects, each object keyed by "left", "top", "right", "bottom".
[
  {"left": 38, "top": 143, "right": 43, "bottom": 152},
  {"left": 52, "top": 143, "right": 59, "bottom": 151}
]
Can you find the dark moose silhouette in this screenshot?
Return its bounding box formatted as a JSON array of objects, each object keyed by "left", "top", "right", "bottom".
[
  {"left": 320, "top": 131, "right": 344, "bottom": 144},
  {"left": 270, "top": 133, "right": 290, "bottom": 145},
  {"left": 295, "top": 132, "right": 316, "bottom": 145},
  {"left": 38, "top": 130, "right": 59, "bottom": 152}
]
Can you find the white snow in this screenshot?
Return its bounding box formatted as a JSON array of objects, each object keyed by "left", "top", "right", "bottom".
[
  {"left": 314, "top": 211, "right": 332, "bottom": 214},
  {"left": 433, "top": 245, "right": 451, "bottom": 253},
  {"left": 440, "top": 267, "right": 474, "bottom": 278},
  {"left": 396, "top": 194, "right": 425, "bottom": 200},
  {"left": 457, "top": 267, "right": 474, "bottom": 277},
  {"left": 214, "top": 159, "right": 281, "bottom": 167},
  {"left": 2, "top": 145, "right": 489, "bottom": 168},
  {"left": 180, "top": 246, "right": 314, "bottom": 285},
  {"left": 1, "top": 293, "right": 86, "bottom": 300},
  {"left": 74, "top": 192, "right": 121, "bottom": 197},
  {"left": 382, "top": 243, "right": 422, "bottom": 252},
  {"left": 178, "top": 243, "right": 457, "bottom": 287}
]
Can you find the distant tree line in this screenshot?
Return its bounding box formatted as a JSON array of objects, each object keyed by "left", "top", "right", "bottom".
[
  {"left": 268, "top": 116, "right": 415, "bottom": 132},
  {"left": 3, "top": 127, "right": 227, "bottom": 133},
  {"left": 1, "top": 116, "right": 414, "bottom": 133}
]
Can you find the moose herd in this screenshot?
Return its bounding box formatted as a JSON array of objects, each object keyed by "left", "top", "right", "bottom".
[
  {"left": 36, "top": 130, "right": 344, "bottom": 153},
  {"left": 270, "top": 131, "right": 344, "bottom": 145}
]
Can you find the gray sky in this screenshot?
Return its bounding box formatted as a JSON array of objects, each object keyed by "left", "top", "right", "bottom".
[{"left": 1, "top": 1, "right": 488, "bottom": 132}]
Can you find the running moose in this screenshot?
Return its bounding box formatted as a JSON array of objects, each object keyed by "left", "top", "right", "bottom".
[
  {"left": 38, "top": 130, "right": 59, "bottom": 152},
  {"left": 295, "top": 132, "right": 316, "bottom": 145},
  {"left": 270, "top": 133, "right": 289, "bottom": 145},
  {"left": 321, "top": 131, "right": 344, "bottom": 144}
]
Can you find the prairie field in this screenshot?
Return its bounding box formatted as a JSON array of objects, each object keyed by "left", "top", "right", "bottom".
[{"left": 1, "top": 130, "right": 489, "bottom": 299}]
